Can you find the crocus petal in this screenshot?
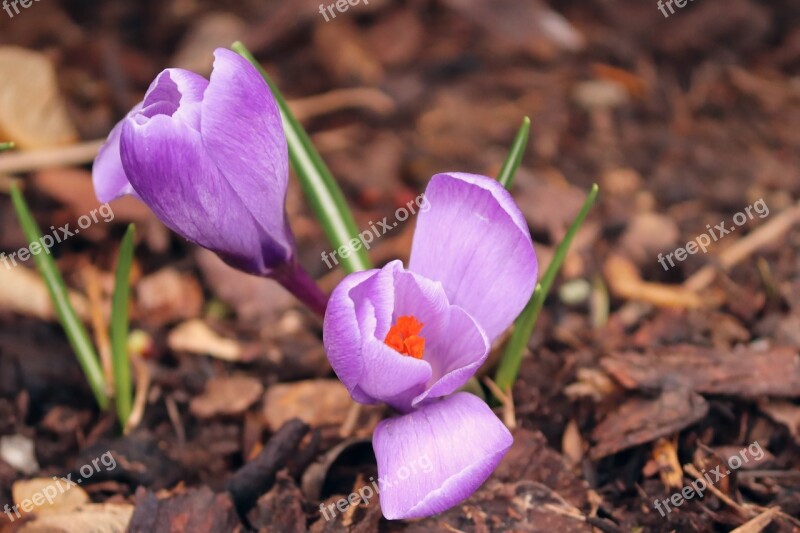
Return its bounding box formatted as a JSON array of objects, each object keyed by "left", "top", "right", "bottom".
[
  {"left": 412, "top": 306, "right": 489, "bottom": 406},
  {"left": 323, "top": 269, "right": 382, "bottom": 404},
  {"left": 93, "top": 69, "right": 207, "bottom": 205},
  {"left": 323, "top": 262, "right": 434, "bottom": 409},
  {"left": 409, "top": 172, "right": 538, "bottom": 341},
  {"left": 200, "top": 49, "right": 291, "bottom": 253},
  {"left": 120, "top": 114, "right": 279, "bottom": 274},
  {"left": 139, "top": 68, "right": 208, "bottom": 129},
  {"left": 373, "top": 392, "right": 513, "bottom": 519},
  {"left": 93, "top": 104, "right": 143, "bottom": 203}
]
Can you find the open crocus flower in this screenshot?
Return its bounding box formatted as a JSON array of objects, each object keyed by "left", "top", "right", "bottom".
[
  {"left": 92, "top": 48, "right": 326, "bottom": 314},
  {"left": 323, "top": 172, "right": 538, "bottom": 519}
]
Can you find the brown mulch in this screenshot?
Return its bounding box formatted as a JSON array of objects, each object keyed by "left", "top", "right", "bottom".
[{"left": 1, "top": 0, "right": 800, "bottom": 531}]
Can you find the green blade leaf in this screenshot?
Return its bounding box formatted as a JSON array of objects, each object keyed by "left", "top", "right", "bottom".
[
  {"left": 111, "top": 224, "right": 136, "bottom": 427},
  {"left": 9, "top": 184, "right": 108, "bottom": 409},
  {"left": 0, "top": 142, "right": 15, "bottom": 151},
  {"left": 494, "top": 183, "right": 599, "bottom": 394},
  {"left": 497, "top": 118, "right": 530, "bottom": 190},
  {"left": 232, "top": 42, "right": 372, "bottom": 274}
]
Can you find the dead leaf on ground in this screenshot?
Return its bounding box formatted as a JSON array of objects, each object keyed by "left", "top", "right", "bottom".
[
  {"left": 758, "top": 400, "right": 800, "bottom": 443},
  {"left": 190, "top": 376, "right": 264, "bottom": 419},
  {"left": 12, "top": 477, "right": 89, "bottom": 515},
  {"left": 651, "top": 437, "right": 683, "bottom": 489},
  {"left": 0, "top": 47, "right": 78, "bottom": 149},
  {"left": 263, "top": 380, "right": 379, "bottom": 432},
  {"left": 619, "top": 212, "right": 680, "bottom": 263},
  {"left": 167, "top": 319, "right": 247, "bottom": 362},
  {"left": 195, "top": 249, "right": 294, "bottom": 324},
  {"left": 136, "top": 268, "right": 203, "bottom": 326},
  {"left": 17, "top": 503, "right": 133, "bottom": 533},
  {"left": 0, "top": 266, "right": 88, "bottom": 321}
]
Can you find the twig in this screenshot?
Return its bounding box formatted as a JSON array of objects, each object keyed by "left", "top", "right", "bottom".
[
  {"left": 289, "top": 88, "right": 395, "bottom": 121},
  {"left": 729, "top": 507, "right": 780, "bottom": 533},
  {"left": 82, "top": 264, "right": 114, "bottom": 397},
  {"left": 683, "top": 464, "right": 751, "bottom": 518},
  {"left": 0, "top": 139, "right": 104, "bottom": 174},
  {"left": 482, "top": 377, "right": 516, "bottom": 429},
  {"left": 227, "top": 418, "right": 309, "bottom": 518},
  {"left": 684, "top": 202, "right": 800, "bottom": 292},
  {"left": 339, "top": 401, "right": 362, "bottom": 438},
  {"left": 124, "top": 355, "right": 151, "bottom": 436}
]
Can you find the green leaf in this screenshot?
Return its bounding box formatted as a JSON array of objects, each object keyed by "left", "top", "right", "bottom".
[
  {"left": 232, "top": 42, "right": 372, "bottom": 274},
  {"left": 0, "top": 142, "right": 15, "bottom": 151},
  {"left": 9, "top": 184, "right": 108, "bottom": 409},
  {"left": 111, "top": 224, "right": 136, "bottom": 427},
  {"left": 494, "top": 183, "right": 599, "bottom": 394},
  {"left": 497, "top": 118, "right": 530, "bottom": 190}
]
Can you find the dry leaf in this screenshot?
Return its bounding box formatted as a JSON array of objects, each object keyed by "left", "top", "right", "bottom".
[
  {"left": 759, "top": 400, "right": 800, "bottom": 443},
  {"left": 0, "top": 434, "right": 39, "bottom": 475},
  {"left": 18, "top": 503, "right": 133, "bottom": 533},
  {"left": 137, "top": 268, "right": 203, "bottom": 325},
  {"left": 190, "top": 376, "right": 263, "bottom": 418},
  {"left": 0, "top": 266, "right": 88, "bottom": 321},
  {"left": 561, "top": 419, "right": 585, "bottom": 465},
  {"left": 167, "top": 319, "right": 246, "bottom": 362},
  {"left": 0, "top": 47, "right": 78, "bottom": 149},
  {"left": 651, "top": 437, "right": 683, "bottom": 489},
  {"left": 12, "top": 477, "right": 89, "bottom": 515},
  {"left": 263, "top": 380, "right": 358, "bottom": 430}
]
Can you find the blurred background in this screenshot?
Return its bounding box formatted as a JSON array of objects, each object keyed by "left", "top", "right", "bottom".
[{"left": 0, "top": 0, "right": 799, "bottom": 531}]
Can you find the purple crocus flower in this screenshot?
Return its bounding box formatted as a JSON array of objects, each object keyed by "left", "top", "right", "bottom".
[
  {"left": 323, "top": 172, "right": 538, "bottom": 519},
  {"left": 92, "top": 49, "right": 326, "bottom": 314}
]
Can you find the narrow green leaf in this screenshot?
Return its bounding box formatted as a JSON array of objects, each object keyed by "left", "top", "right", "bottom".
[
  {"left": 9, "top": 184, "right": 108, "bottom": 409},
  {"left": 111, "top": 224, "right": 136, "bottom": 427},
  {"left": 497, "top": 118, "right": 530, "bottom": 190},
  {"left": 494, "top": 184, "right": 599, "bottom": 394},
  {"left": 0, "top": 142, "right": 14, "bottom": 151},
  {"left": 232, "top": 42, "right": 372, "bottom": 274}
]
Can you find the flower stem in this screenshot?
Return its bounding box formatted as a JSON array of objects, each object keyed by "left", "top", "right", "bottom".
[{"left": 274, "top": 262, "right": 330, "bottom": 317}]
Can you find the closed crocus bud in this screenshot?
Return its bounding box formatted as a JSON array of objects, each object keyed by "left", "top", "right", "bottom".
[
  {"left": 323, "top": 172, "right": 538, "bottom": 519},
  {"left": 93, "top": 49, "right": 326, "bottom": 314}
]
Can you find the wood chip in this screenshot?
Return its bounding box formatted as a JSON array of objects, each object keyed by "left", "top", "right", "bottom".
[
  {"left": 602, "top": 345, "right": 800, "bottom": 398},
  {"left": 590, "top": 389, "right": 709, "bottom": 459}
]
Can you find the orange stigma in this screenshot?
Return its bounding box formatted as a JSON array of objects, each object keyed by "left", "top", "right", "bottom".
[{"left": 384, "top": 315, "right": 425, "bottom": 359}]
